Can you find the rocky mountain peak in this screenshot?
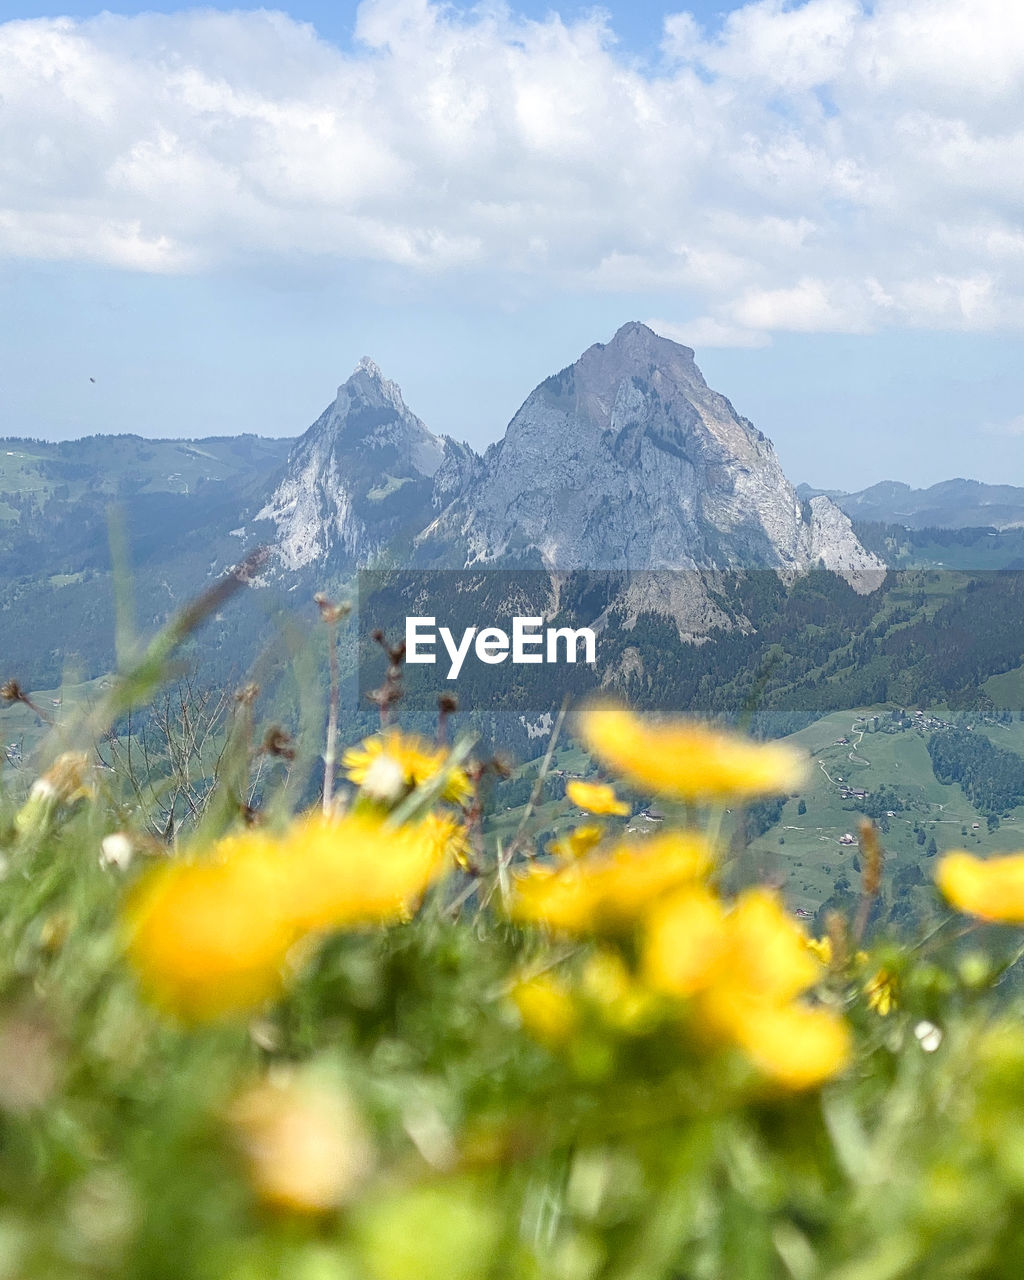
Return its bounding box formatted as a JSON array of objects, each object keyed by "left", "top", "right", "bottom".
[
  {"left": 345, "top": 356, "right": 409, "bottom": 418},
  {"left": 424, "top": 323, "right": 883, "bottom": 589},
  {"left": 252, "top": 357, "right": 446, "bottom": 570}
]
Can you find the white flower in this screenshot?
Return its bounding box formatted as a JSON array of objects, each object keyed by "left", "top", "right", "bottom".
[
  {"left": 100, "top": 833, "right": 134, "bottom": 871},
  {"left": 913, "top": 1020, "right": 942, "bottom": 1053},
  {"left": 359, "top": 753, "right": 407, "bottom": 804}
]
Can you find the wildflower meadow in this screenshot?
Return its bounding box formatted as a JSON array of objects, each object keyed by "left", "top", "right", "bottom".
[{"left": 2, "top": 574, "right": 1024, "bottom": 1279}]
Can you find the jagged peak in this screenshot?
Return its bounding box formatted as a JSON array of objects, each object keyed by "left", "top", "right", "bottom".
[
  {"left": 337, "top": 355, "right": 408, "bottom": 415},
  {"left": 604, "top": 320, "right": 695, "bottom": 360}
]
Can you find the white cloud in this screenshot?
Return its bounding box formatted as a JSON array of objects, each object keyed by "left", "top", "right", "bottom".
[
  {"left": 2, "top": 0, "right": 1024, "bottom": 344},
  {"left": 646, "top": 316, "right": 772, "bottom": 348},
  {"left": 984, "top": 414, "right": 1024, "bottom": 438}
]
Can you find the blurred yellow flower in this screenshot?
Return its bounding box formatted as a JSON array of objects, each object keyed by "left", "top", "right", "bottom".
[
  {"left": 512, "top": 973, "right": 579, "bottom": 1047},
  {"left": 343, "top": 729, "right": 472, "bottom": 807},
  {"left": 647, "top": 887, "right": 820, "bottom": 1011},
  {"left": 547, "top": 823, "right": 604, "bottom": 861},
  {"left": 577, "top": 703, "right": 808, "bottom": 802},
  {"left": 283, "top": 812, "right": 456, "bottom": 932},
  {"left": 566, "top": 781, "right": 629, "bottom": 817},
  {"left": 643, "top": 885, "right": 728, "bottom": 996},
  {"left": 230, "top": 1073, "right": 374, "bottom": 1213},
  {"left": 731, "top": 1002, "right": 851, "bottom": 1091},
  {"left": 509, "top": 832, "right": 713, "bottom": 934},
  {"left": 865, "top": 968, "right": 897, "bottom": 1017},
  {"left": 123, "top": 811, "right": 457, "bottom": 1022},
  {"left": 123, "top": 841, "right": 297, "bottom": 1023},
  {"left": 645, "top": 886, "right": 848, "bottom": 1089},
  {"left": 936, "top": 851, "right": 1024, "bottom": 924}
]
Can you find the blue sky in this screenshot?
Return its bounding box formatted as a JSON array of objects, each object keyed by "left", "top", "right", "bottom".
[{"left": 2, "top": 0, "right": 1023, "bottom": 490}]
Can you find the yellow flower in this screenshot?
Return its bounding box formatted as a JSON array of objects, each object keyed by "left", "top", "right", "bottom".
[
  {"left": 230, "top": 1074, "right": 374, "bottom": 1213},
  {"left": 936, "top": 851, "right": 1024, "bottom": 924},
  {"left": 123, "top": 811, "right": 456, "bottom": 1022},
  {"left": 509, "top": 832, "right": 713, "bottom": 934},
  {"left": 644, "top": 886, "right": 848, "bottom": 1090},
  {"left": 647, "top": 887, "right": 820, "bottom": 1012},
  {"left": 865, "top": 968, "right": 897, "bottom": 1016},
  {"left": 643, "top": 885, "right": 729, "bottom": 996},
  {"left": 730, "top": 1002, "right": 851, "bottom": 1091},
  {"left": 273, "top": 811, "right": 456, "bottom": 933},
  {"left": 512, "top": 973, "right": 579, "bottom": 1048},
  {"left": 803, "top": 934, "right": 868, "bottom": 970},
  {"left": 566, "top": 781, "right": 629, "bottom": 817},
  {"left": 547, "top": 823, "right": 605, "bottom": 861},
  {"left": 123, "top": 839, "right": 297, "bottom": 1023},
  {"left": 577, "top": 703, "right": 808, "bottom": 802},
  {"left": 343, "top": 729, "right": 472, "bottom": 807}
]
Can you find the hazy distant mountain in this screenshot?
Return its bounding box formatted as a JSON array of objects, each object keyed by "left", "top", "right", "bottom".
[
  {"left": 417, "top": 322, "right": 880, "bottom": 586},
  {"left": 797, "top": 479, "right": 1024, "bottom": 531}
]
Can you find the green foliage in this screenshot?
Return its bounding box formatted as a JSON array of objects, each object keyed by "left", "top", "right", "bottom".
[{"left": 929, "top": 727, "right": 1024, "bottom": 815}]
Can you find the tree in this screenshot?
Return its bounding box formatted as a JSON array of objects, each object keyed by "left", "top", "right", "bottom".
[{"left": 797, "top": 799, "right": 807, "bottom": 816}]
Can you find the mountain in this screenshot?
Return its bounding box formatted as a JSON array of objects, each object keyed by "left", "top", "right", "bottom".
[
  {"left": 0, "top": 433, "right": 294, "bottom": 576},
  {"left": 249, "top": 322, "right": 879, "bottom": 585},
  {"left": 412, "top": 322, "right": 879, "bottom": 584},
  {"left": 250, "top": 358, "right": 446, "bottom": 570},
  {"left": 0, "top": 325, "right": 884, "bottom": 689},
  {"left": 797, "top": 479, "right": 1024, "bottom": 531}
]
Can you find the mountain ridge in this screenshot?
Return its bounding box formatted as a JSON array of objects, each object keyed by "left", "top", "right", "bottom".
[
  {"left": 249, "top": 322, "right": 881, "bottom": 589},
  {"left": 797, "top": 478, "right": 1024, "bottom": 531}
]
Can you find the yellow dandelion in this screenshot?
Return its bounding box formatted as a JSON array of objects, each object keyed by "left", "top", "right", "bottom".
[
  {"left": 577, "top": 703, "right": 808, "bottom": 803},
  {"left": 566, "top": 780, "right": 629, "bottom": 817},
  {"left": 936, "top": 851, "right": 1024, "bottom": 924},
  {"left": 281, "top": 811, "right": 455, "bottom": 933},
  {"left": 343, "top": 729, "right": 472, "bottom": 807},
  {"left": 123, "top": 810, "right": 456, "bottom": 1022},
  {"left": 512, "top": 973, "right": 579, "bottom": 1048},
  {"left": 646, "top": 887, "right": 820, "bottom": 1011},
  {"left": 509, "top": 832, "right": 713, "bottom": 934},
  {"left": 547, "top": 823, "right": 605, "bottom": 861},
  {"left": 643, "top": 885, "right": 848, "bottom": 1090},
  {"left": 643, "top": 885, "right": 729, "bottom": 997},
  {"left": 724, "top": 889, "right": 823, "bottom": 1007},
  {"left": 122, "top": 839, "right": 297, "bottom": 1023},
  {"left": 730, "top": 1002, "right": 851, "bottom": 1091}
]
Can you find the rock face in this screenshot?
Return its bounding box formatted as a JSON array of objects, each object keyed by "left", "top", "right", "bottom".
[
  {"left": 253, "top": 358, "right": 445, "bottom": 570},
  {"left": 255, "top": 324, "right": 882, "bottom": 589},
  {"left": 421, "top": 322, "right": 882, "bottom": 586}
]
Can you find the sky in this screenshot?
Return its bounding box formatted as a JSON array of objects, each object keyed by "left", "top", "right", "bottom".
[{"left": 1, "top": 0, "right": 1024, "bottom": 490}]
